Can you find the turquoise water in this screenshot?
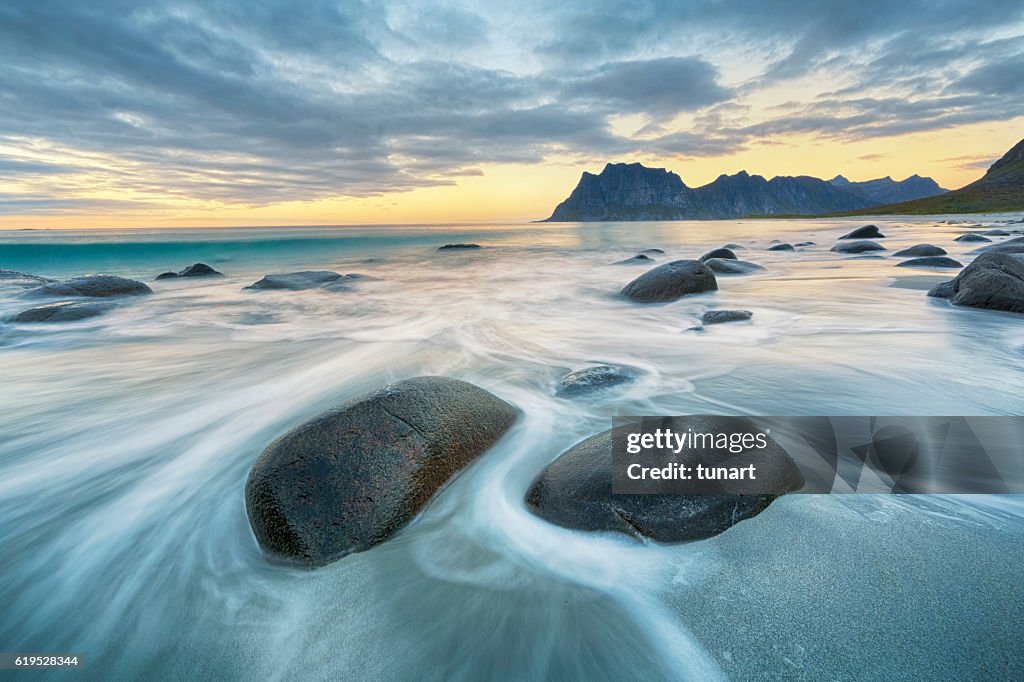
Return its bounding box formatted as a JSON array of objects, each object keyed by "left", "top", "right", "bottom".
[{"left": 1, "top": 217, "right": 1023, "bottom": 680}]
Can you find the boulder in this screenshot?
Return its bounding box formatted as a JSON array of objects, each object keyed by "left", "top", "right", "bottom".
[
  {"left": 11, "top": 301, "right": 115, "bottom": 323},
  {"left": 555, "top": 365, "right": 639, "bottom": 398},
  {"left": 525, "top": 419, "right": 803, "bottom": 542},
  {"left": 702, "top": 310, "right": 753, "bottom": 325},
  {"left": 894, "top": 257, "right": 962, "bottom": 269},
  {"left": 612, "top": 254, "right": 654, "bottom": 265},
  {"left": 954, "top": 234, "right": 991, "bottom": 243},
  {"left": 840, "top": 225, "right": 886, "bottom": 239},
  {"left": 767, "top": 243, "right": 795, "bottom": 251},
  {"left": 830, "top": 240, "right": 886, "bottom": 254},
  {"left": 155, "top": 263, "right": 224, "bottom": 280},
  {"left": 245, "top": 376, "right": 519, "bottom": 567},
  {"left": 437, "top": 243, "right": 482, "bottom": 250},
  {"left": 621, "top": 260, "right": 717, "bottom": 303},
  {"left": 928, "top": 253, "right": 1024, "bottom": 314},
  {"left": 0, "top": 269, "right": 54, "bottom": 288},
  {"left": 703, "top": 258, "right": 765, "bottom": 275},
  {"left": 244, "top": 271, "right": 351, "bottom": 291},
  {"left": 24, "top": 274, "right": 152, "bottom": 298},
  {"left": 700, "top": 247, "right": 737, "bottom": 261},
  {"left": 971, "top": 243, "right": 1024, "bottom": 256},
  {"left": 893, "top": 244, "right": 946, "bottom": 258}
]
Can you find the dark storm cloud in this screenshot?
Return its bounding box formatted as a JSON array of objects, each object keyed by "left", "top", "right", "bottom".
[{"left": 0, "top": 0, "right": 1019, "bottom": 212}]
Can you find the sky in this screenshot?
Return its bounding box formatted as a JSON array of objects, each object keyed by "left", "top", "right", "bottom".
[{"left": 1, "top": 0, "right": 1023, "bottom": 228}]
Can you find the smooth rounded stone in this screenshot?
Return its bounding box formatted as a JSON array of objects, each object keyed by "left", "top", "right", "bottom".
[
  {"left": 703, "top": 258, "right": 765, "bottom": 275},
  {"left": 702, "top": 310, "right": 753, "bottom": 325},
  {"left": 244, "top": 271, "right": 344, "bottom": 291},
  {"left": 928, "top": 253, "right": 1024, "bottom": 314},
  {"left": 0, "top": 269, "right": 54, "bottom": 288},
  {"left": 893, "top": 244, "right": 946, "bottom": 258},
  {"left": 722, "top": 243, "right": 743, "bottom": 249},
  {"left": 830, "top": 240, "right": 886, "bottom": 254},
  {"left": 524, "top": 420, "right": 804, "bottom": 543},
  {"left": 11, "top": 301, "right": 115, "bottom": 323},
  {"left": 794, "top": 241, "right": 815, "bottom": 247},
  {"left": 24, "top": 274, "right": 153, "bottom": 298},
  {"left": 971, "top": 243, "right": 1024, "bottom": 256},
  {"left": 245, "top": 376, "right": 519, "bottom": 567},
  {"left": 555, "top": 365, "right": 639, "bottom": 398},
  {"left": 895, "top": 256, "right": 963, "bottom": 269},
  {"left": 954, "top": 234, "right": 991, "bottom": 243},
  {"left": 437, "top": 243, "right": 481, "bottom": 250},
  {"left": 700, "top": 247, "right": 737, "bottom": 261},
  {"left": 984, "top": 229, "right": 1011, "bottom": 236},
  {"left": 767, "top": 243, "right": 795, "bottom": 252},
  {"left": 620, "top": 260, "right": 717, "bottom": 303},
  {"left": 639, "top": 248, "right": 665, "bottom": 255},
  {"left": 840, "top": 224, "right": 886, "bottom": 239},
  {"left": 612, "top": 254, "right": 654, "bottom": 265},
  {"left": 155, "top": 263, "right": 224, "bottom": 280}
]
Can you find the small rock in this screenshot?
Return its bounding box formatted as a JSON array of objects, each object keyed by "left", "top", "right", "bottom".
[
  {"left": 155, "top": 263, "right": 224, "bottom": 280},
  {"left": 703, "top": 258, "right": 765, "bottom": 275},
  {"left": 840, "top": 225, "right": 886, "bottom": 239},
  {"left": 621, "top": 260, "right": 717, "bottom": 303},
  {"left": 954, "top": 234, "right": 991, "bottom": 243},
  {"left": 11, "top": 301, "right": 115, "bottom": 323},
  {"left": 893, "top": 244, "right": 946, "bottom": 257},
  {"left": 794, "top": 241, "right": 815, "bottom": 247},
  {"left": 983, "top": 229, "right": 1010, "bottom": 236},
  {"left": 702, "top": 310, "right": 753, "bottom": 325},
  {"left": 767, "top": 243, "right": 795, "bottom": 252},
  {"left": 639, "top": 248, "right": 665, "bottom": 255},
  {"left": 830, "top": 240, "right": 886, "bottom": 254},
  {"left": 928, "top": 253, "right": 1024, "bottom": 313},
  {"left": 24, "top": 274, "right": 153, "bottom": 298},
  {"left": 700, "top": 248, "right": 737, "bottom": 261},
  {"left": 244, "top": 271, "right": 347, "bottom": 291},
  {"left": 437, "top": 243, "right": 482, "bottom": 250},
  {"left": 613, "top": 254, "right": 654, "bottom": 265},
  {"left": 555, "top": 365, "right": 639, "bottom": 398},
  {"left": 895, "top": 257, "right": 963, "bottom": 269}
]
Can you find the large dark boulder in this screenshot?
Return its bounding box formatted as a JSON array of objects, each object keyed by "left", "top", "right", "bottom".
[
  {"left": 244, "top": 271, "right": 352, "bottom": 291},
  {"left": 155, "top": 263, "right": 224, "bottom": 280},
  {"left": 24, "top": 274, "right": 152, "bottom": 298},
  {"left": 245, "top": 376, "right": 519, "bottom": 566},
  {"left": 830, "top": 240, "right": 886, "bottom": 254},
  {"left": 525, "top": 419, "right": 804, "bottom": 542},
  {"left": 703, "top": 258, "right": 764, "bottom": 275},
  {"left": 928, "top": 253, "right": 1024, "bottom": 314},
  {"left": 621, "top": 260, "right": 717, "bottom": 303},
  {"left": 840, "top": 225, "right": 886, "bottom": 239},
  {"left": 895, "top": 257, "right": 962, "bottom": 269},
  {"left": 11, "top": 301, "right": 115, "bottom": 323},
  {"left": 555, "top": 365, "right": 639, "bottom": 398},
  {"left": 893, "top": 244, "right": 946, "bottom": 258},
  {"left": 700, "top": 247, "right": 737, "bottom": 261}
]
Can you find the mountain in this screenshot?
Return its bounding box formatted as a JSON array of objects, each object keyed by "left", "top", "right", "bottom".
[
  {"left": 544, "top": 163, "right": 878, "bottom": 221},
  {"left": 828, "top": 174, "right": 946, "bottom": 204},
  {"left": 839, "top": 138, "right": 1024, "bottom": 215}
]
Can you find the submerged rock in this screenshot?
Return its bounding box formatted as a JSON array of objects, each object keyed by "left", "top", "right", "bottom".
[
  {"left": 895, "top": 257, "right": 963, "bottom": 269},
  {"left": 983, "top": 229, "right": 1010, "bottom": 236},
  {"left": 954, "top": 234, "right": 991, "bottom": 243},
  {"left": 244, "top": 271, "right": 351, "bottom": 291},
  {"left": 437, "top": 243, "right": 482, "bottom": 250},
  {"left": 612, "top": 254, "right": 654, "bottom": 265},
  {"left": 830, "top": 240, "right": 886, "bottom": 254},
  {"left": 155, "top": 263, "right": 224, "bottom": 280},
  {"left": 702, "top": 310, "right": 753, "bottom": 325},
  {"left": 621, "top": 260, "right": 717, "bottom": 303},
  {"left": 555, "top": 365, "right": 639, "bottom": 398},
  {"left": 525, "top": 420, "right": 803, "bottom": 543},
  {"left": 703, "top": 258, "right": 765, "bottom": 275},
  {"left": 928, "top": 253, "right": 1024, "bottom": 314},
  {"left": 0, "top": 269, "right": 54, "bottom": 288},
  {"left": 245, "top": 376, "right": 519, "bottom": 567},
  {"left": 24, "top": 274, "right": 153, "bottom": 298},
  {"left": 840, "top": 225, "right": 886, "bottom": 239},
  {"left": 972, "top": 243, "right": 1024, "bottom": 256},
  {"left": 11, "top": 301, "right": 115, "bottom": 323},
  {"left": 893, "top": 244, "right": 946, "bottom": 258},
  {"left": 700, "top": 247, "right": 737, "bottom": 261},
  {"left": 794, "top": 241, "right": 816, "bottom": 247},
  {"left": 639, "top": 248, "right": 665, "bottom": 255},
  {"left": 767, "top": 243, "right": 795, "bottom": 252}
]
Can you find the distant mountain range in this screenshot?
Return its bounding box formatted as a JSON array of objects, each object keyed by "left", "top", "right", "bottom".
[
  {"left": 543, "top": 163, "right": 947, "bottom": 221},
  {"left": 838, "top": 137, "right": 1024, "bottom": 215}
]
